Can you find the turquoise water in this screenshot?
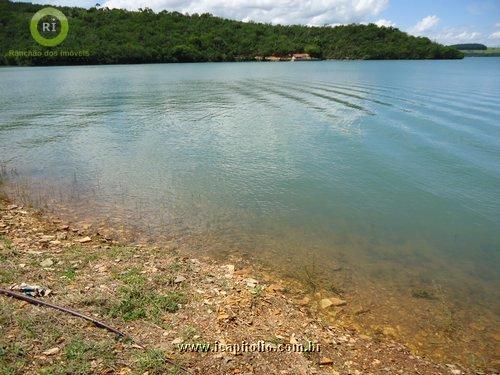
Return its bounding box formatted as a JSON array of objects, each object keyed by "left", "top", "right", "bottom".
[{"left": 1, "top": 59, "right": 499, "bottom": 361}]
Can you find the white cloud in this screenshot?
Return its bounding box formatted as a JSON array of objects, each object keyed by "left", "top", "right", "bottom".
[
  {"left": 374, "top": 18, "right": 396, "bottom": 28},
  {"left": 419, "top": 27, "right": 483, "bottom": 45},
  {"left": 101, "top": 0, "right": 389, "bottom": 25},
  {"left": 490, "top": 31, "right": 500, "bottom": 40},
  {"left": 409, "top": 15, "right": 440, "bottom": 34}
]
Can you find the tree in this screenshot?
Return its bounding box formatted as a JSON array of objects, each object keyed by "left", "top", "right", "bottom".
[{"left": 304, "top": 44, "right": 321, "bottom": 58}]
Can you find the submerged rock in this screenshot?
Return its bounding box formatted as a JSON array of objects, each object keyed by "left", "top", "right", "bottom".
[
  {"left": 330, "top": 297, "right": 347, "bottom": 306},
  {"left": 320, "top": 298, "right": 333, "bottom": 309},
  {"left": 320, "top": 297, "right": 346, "bottom": 309}
]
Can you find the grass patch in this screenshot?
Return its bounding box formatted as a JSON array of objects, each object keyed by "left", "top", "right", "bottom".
[
  {"left": 182, "top": 325, "right": 197, "bottom": 340},
  {"left": 38, "top": 338, "right": 117, "bottom": 375},
  {"left": 105, "top": 245, "right": 136, "bottom": 260},
  {"left": 64, "top": 245, "right": 99, "bottom": 266},
  {"left": 0, "top": 343, "right": 28, "bottom": 375},
  {"left": 11, "top": 309, "right": 63, "bottom": 347},
  {"left": 0, "top": 267, "right": 16, "bottom": 284},
  {"left": 137, "top": 349, "right": 180, "bottom": 375},
  {"left": 61, "top": 267, "right": 77, "bottom": 281},
  {"left": 0, "top": 236, "right": 19, "bottom": 262},
  {"left": 169, "top": 262, "right": 181, "bottom": 272},
  {"left": 110, "top": 267, "right": 187, "bottom": 323},
  {"left": 116, "top": 268, "right": 147, "bottom": 286},
  {"left": 250, "top": 284, "right": 264, "bottom": 299},
  {"left": 0, "top": 236, "right": 13, "bottom": 250},
  {"left": 110, "top": 287, "right": 186, "bottom": 323}
]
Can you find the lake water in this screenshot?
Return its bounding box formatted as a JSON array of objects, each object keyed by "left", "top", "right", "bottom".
[{"left": 1, "top": 59, "right": 499, "bottom": 365}]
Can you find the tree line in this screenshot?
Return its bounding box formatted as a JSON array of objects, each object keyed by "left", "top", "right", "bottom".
[
  {"left": 449, "top": 43, "right": 487, "bottom": 51},
  {"left": 0, "top": 0, "right": 464, "bottom": 66}
]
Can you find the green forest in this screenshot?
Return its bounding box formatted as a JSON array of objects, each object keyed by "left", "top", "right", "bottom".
[
  {"left": 0, "top": 0, "right": 463, "bottom": 65},
  {"left": 449, "top": 43, "right": 487, "bottom": 50}
]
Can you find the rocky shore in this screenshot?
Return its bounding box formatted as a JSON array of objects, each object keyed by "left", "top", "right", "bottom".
[{"left": 0, "top": 199, "right": 490, "bottom": 374}]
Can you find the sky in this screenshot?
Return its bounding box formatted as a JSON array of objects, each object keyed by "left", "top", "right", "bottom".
[{"left": 16, "top": 0, "right": 500, "bottom": 46}]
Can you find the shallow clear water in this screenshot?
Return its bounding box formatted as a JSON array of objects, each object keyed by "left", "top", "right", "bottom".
[{"left": 1, "top": 59, "right": 499, "bottom": 363}]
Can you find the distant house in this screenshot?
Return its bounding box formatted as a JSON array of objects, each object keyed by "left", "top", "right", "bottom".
[{"left": 291, "top": 53, "right": 312, "bottom": 61}]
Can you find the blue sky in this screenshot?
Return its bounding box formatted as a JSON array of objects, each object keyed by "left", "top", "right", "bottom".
[{"left": 16, "top": 0, "right": 500, "bottom": 46}]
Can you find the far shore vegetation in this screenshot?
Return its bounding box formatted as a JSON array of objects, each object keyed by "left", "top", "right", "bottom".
[
  {"left": 0, "top": 0, "right": 464, "bottom": 66},
  {"left": 448, "top": 43, "right": 500, "bottom": 57}
]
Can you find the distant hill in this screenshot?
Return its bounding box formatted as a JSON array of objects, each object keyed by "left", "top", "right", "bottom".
[
  {"left": 457, "top": 48, "right": 500, "bottom": 57},
  {"left": 0, "top": 0, "right": 464, "bottom": 66},
  {"left": 449, "top": 43, "right": 487, "bottom": 50}
]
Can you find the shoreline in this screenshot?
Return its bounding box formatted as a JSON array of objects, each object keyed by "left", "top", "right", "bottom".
[
  {"left": 0, "top": 57, "right": 467, "bottom": 68},
  {"left": 0, "top": 197, "right": 491, "bottom": 374}
]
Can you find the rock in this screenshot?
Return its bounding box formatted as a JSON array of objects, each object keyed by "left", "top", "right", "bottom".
[
  {"left": 244, "top": 278, "right": 259, "bottom": 288},
  {"left": 58, "top": 224, "right": 69, "bottom": 231},
  {"left": 319, "top": 357, "right": 334, "bottom": 365},
  {"left": 174, "top": 275, "right": 186, "bottom": 284},
  {"left": 320, "top": 298, "right": 333, "bottom": 309},
  {"left": 40, "top": 235, "right": 55, "bottom": 243},
  {"left": 6, "top": 204, "right": 18, "bottom": 210},
  {"left": 40, "top": 258, "right": 54, "bottom": 267},
  {"left": 42, "top": 347, "right": 60, "bottom": 356},
  {"left": 77, "top": 236, "right": 92, "bottom": 243},
  {"left": 289, "top": 334, "right": 298, "bottom": 345},
  {"left": 330, "top": 297, "right": 347, "bottom": 306},
  {"left": 445, "top": 367, "right": 463, "bottom": 375},
  {"left": 320, "top": 297, "right": 346, "bottom": 309},
  {"left": 171, "top": 338, "right": 183, "bottom": 345}
]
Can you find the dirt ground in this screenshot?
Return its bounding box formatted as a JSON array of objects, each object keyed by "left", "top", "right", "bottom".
[{"left": 0, "top": 199, "right": 493, "bottom": 374}]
